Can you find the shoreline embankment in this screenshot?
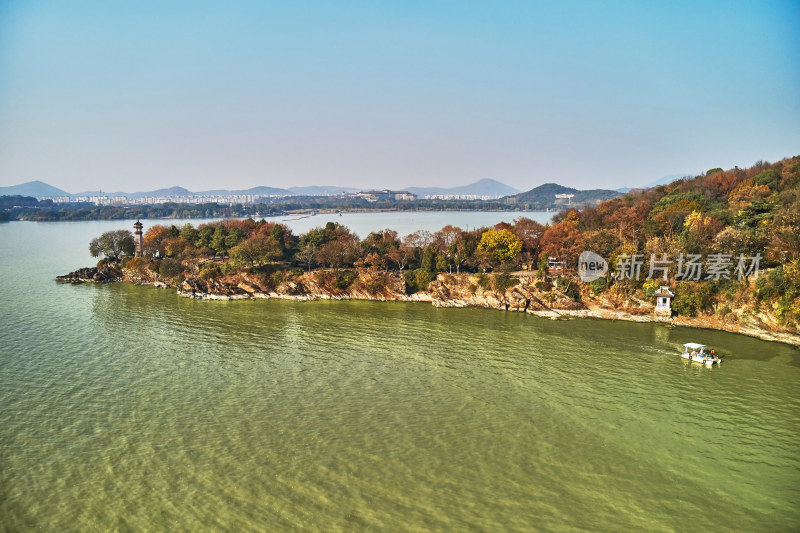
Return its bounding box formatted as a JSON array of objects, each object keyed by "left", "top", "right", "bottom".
[{"left": 56, "top": 264, "right": 800, "bottom": 347}]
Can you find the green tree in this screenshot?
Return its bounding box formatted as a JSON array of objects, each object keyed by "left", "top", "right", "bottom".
[
  {"left": 270, "top": 224, "right": 287, "bottom": 258},
  {"left": 225, "top": 227, "right": 245, "bottom": 249},
  {"left": 436, "top": 253, "right": 449, "bottom": 272},
  {"left": 211, "top": 225, "right": 228, "bottom": 255},
  {"left": 89, "top": 230, "right": 136, "bottom": 260},
  {"left": 537, "top": 254, "right": 549, "bottom": 279},
  {"left": 179, "top": 223, "right": 198, "bottom": 243},
  {"left": 420, "top": 246, "right": 438, "bottom": 273},
  {"left": 195, "top": 226, "right": 214, "bottom": 248},
  {"left": 753, "top": 169, "right": 780, "bottom": 190}
]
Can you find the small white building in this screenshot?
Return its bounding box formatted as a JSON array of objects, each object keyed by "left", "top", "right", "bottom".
[{"left": 654, "top": 286, "right": 674, "bottom": 317}]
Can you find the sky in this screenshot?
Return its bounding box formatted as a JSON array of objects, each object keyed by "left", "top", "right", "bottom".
[{"left": 0, "top": 0, "right": 798, "bottom": 194}]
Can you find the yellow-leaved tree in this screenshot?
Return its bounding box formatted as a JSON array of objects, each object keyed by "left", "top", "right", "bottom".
[{"left": 478, "top": 228, "right": 523, "bottom": 265}]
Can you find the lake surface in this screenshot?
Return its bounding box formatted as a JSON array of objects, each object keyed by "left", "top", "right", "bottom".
[
  {"left": 264, "top": 210, "right": 552, "bottom": 238},
  {"left": 1, "top": 218, "right": 798, "bottom": 532}
]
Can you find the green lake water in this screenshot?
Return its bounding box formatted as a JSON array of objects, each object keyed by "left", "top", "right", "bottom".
[{"left": 1, "top": 220, "right": 798, "bottom": 531}]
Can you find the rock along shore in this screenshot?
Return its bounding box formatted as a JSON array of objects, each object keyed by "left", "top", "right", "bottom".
[{"left": 57, "top": 264, "right": 800, "bottom": 347}]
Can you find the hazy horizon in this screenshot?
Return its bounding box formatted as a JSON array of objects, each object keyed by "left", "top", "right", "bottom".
[{"left": 1, "top": 1, "right": 798, "bottom": 193}]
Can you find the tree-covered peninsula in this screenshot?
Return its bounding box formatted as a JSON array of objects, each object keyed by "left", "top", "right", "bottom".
[{"left": 59, "top": 156, "right": 800, "bottom": 344}]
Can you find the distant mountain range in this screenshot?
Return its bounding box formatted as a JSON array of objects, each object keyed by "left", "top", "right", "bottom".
[
  {"left": 287, "top": 185, "right": 360, "bottom": 196},
  {"left": 0, "top": 174, "right": 689, "bottom": 203},
  {"left": 406, "top": 179, "right": 520, "bottom": 198},
  {"left": 616, "top": 173, "right": 692, "bottom": 193},
  {"left": 0, "top": 178, "right": 519, "bottom": 199},
  {"left": 68, "top": 185, "right": 295, "bottom": 199},
  {"left": 644, "top": 173, "right": 691, "bottom": 188}
]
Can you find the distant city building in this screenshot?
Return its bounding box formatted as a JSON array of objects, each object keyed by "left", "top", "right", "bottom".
[
  {"left": 88, "top": 195, "right": 109, "bottom": 205},
  {"left": 554, "top": 193, "right": 575, "bottom": 205},
  {"left": 123, "top": 193, "right": 286, "bottom": 205},
  {"left": 423, "top": 194, "right": 493, "bottom": 200},
  {"left": 350, "top": 190, "right": 417, "bottom": 202}
]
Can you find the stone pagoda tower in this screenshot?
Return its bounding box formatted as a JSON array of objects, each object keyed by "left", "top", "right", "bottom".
[{"left": 133, "top": 220, "right": 144, "bottom": 257}]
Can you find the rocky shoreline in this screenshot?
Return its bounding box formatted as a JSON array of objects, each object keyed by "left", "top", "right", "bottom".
[
  {"left": 57, "top": 264, "right": 800, "bottom": 347},
  {"left": 56, "top": 265, "right": 122, "bottom": 283}
]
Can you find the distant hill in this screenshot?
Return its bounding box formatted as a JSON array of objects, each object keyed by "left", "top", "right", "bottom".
[
  {"left": 71, "top": 186, "right": 195, "bottom": 199},
  {"left": 196, "top": 186, "right": 293, "bottom": 196},
  {"left": 3, "top": 178, "right": 523, "bottom": 201},
  {"left": 289, "top": 185, "right": 359, "bottom": 196},
  {"left": 129, "top": 186, "right": 193, "bottom": 199},
  {"left": 644, "top": 173, "right": 691, "bottom": 188},
  {"left": 72, "top": 190, "right": 124, "bottom": 198},
  {"left": 614, "top": 174, "right": 692, "bottom": 193},
  {"left": 0, "top": 180, "right": 70, "bottom": 198},
  {"left": 407, "top": 178, "right": 520, "bottom": 198},
  {"left": 506, "top": 183, "right": 621, "bottom": 208}
]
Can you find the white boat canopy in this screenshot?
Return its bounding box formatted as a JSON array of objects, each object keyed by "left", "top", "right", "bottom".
[{"left": 683, "top": 343, "right": 706, "bottom": 350}]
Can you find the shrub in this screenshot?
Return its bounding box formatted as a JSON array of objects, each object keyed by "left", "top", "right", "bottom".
[
  {"left": 270, "top": 270, "right": 285, "bottom": 287},
  {"left": 405, "top": 268, "right": 433, "bottom": 294},
  {"left": 493, "top": 273, "right": 519, "bottom": 293},
  {"left": 363, "top": 273, "right": 389, "bottom": 294},
  {"left": 125, "top": 257, "right": 154, "bottom": 278},
  {"left": 642, "top": 279, "right": 660, "bottom": 298},
  {"left": 475, "top": 272, "right": 491, "bottom": 290},
  {"left": 776, "top": 297, "right": 800, "bottom": 326},
  {"left": 589, "top": 277, "right": 607, "bottom": 295},
  {"left": 159, "top": 258, "right": 183, "bottom": 280},
  {"left": 563, "top": 281, "right": 581, "bottom": 301},
  {"left": 199, "top": 264, "right": 221, "bottom": 280},
  {"left": 314, "top": 270, "right": 336, "bottom": 290},
  {"left": 289, "top": 267, "right": 304, "bottom": 277},
  {"left": 333, "top": 270, "right": 356, "bottom": 290},
  {"left": 756, "top": 267, "right": 797, "bottom": 302},
  {"left": 672, "top": 281, "right": 712, "bottom": 317},
  {"left": 496, "top": 261, "right": 515, "bottom": 274}
]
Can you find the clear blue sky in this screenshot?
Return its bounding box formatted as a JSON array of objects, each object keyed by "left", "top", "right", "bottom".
[{"left": 1, "top": 0, "right": 798, "bottom": 193}]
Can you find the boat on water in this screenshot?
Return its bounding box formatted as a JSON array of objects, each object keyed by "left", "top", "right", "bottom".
[{"left": 681, "top": 343, "right": 722, "bottom": 365}]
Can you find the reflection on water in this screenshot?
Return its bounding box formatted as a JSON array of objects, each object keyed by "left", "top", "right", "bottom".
[{"left": 1, "top": 221, "right": 799, "bottom": 531}]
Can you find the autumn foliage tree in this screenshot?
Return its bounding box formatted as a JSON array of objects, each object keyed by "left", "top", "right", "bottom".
[
  {"left": 540, "top": 221, "right": 585, "bottom": 269},
  {"left": 142, "top": 225, "right": 171, "bottom": 257},
  {"left": 477, "top": 228, "right": 523, "bottom": 265}
]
